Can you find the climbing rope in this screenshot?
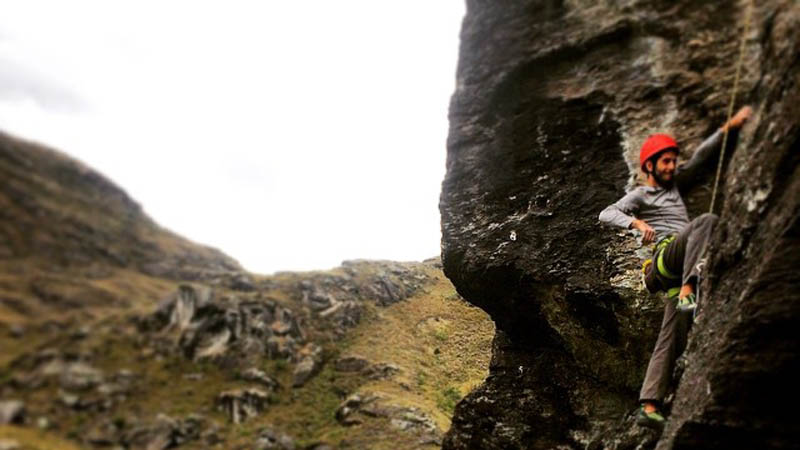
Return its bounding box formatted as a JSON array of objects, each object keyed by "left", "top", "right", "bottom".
[{"left": 709, "top": 0, "right": 755, "bottom": 214}]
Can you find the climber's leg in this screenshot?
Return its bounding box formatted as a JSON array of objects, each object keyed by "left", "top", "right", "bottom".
[
  {"left": 681, "top": 213, "right": 718, "bottom": 287},
  {"left": 639, "top": 295, "right": 690, "bottom": 404},
  {"left": 661, "top": 213, "right": 718, "bottom": 312}
]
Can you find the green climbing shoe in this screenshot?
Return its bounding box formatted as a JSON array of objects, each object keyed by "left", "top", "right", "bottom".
[
  {"left": 676, "top": 292, "right": 697, "bottom": 313},
  {"left": 636, "top": 405, "right": 665, "bottom": 430}
]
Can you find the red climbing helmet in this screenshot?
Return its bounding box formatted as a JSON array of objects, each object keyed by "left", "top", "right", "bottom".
[{"left": 639, "top": 134, "right": 679, "bottom": 170}]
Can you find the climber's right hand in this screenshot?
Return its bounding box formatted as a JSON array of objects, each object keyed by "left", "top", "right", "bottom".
[
  {"left": 631, "top": 219, "right": 656, "bottom": 245},
  {"left": 722, "top": 105, "right": 753, "bottom": 131}
]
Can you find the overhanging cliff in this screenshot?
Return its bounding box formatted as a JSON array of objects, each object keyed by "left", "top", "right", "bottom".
[{"left": 439, "top": 1, "right": 799, "bottom": 448}]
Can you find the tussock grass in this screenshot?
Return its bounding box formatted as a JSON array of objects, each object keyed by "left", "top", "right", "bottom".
[
  {"left": 338, "top": 266, "right": 494, "bottom": 433},
  {"left": 0, "top": 425, "right": 83, "bottom": 450},
  {"left": 0, "top": 263, "right": 493, "bottom": 449}
]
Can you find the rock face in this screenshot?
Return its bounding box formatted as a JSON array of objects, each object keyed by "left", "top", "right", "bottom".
[{"left": 440, "top": 1, "right": 799, "bottom": 449}]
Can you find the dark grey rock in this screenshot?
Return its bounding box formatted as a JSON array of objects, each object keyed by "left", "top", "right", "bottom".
[
  {"left": 292, "top": 357, "right": 318, "bottom": 388},
  {"left": 292, "top": 345, "right": 323, "bottom": 388},
  {"left": 305, "top": 445, "right": 334, "bottom": 450},
  {"left": 115, "top": 369, "right": 136, "bottom": 381},
  {"left": 440, "top": 1, "right": 800, "bottom": 449},
  {"left": 0, "top": 400, "right": 24, "bottom": 424},
  {"left": 369, "top": 276, "right": 407, "bottom": 306},
  {"left": 118, "top": 413, "right": 214, "bottom": 449},
  {"left": 335, "top": 394, "right": 378, "bottom": 426},
  {"left": 8, "top": 325, "right": 24, "bottom": 338},
  {"left": 58, "top": 391, "right": 81, "bottom": 409},
  {"left": 306, "top": 289, "right": 334, "bottom": 311},
  {"left": 86, "top": 419, "right": 121, "bottom": 446},
  {"left": 267, "top": 336, "right": 295, "bottom": 360},
  {"left": 334, "top": 355, "right": 370, "bottom": 373},
  {"left": 70, "top": 325, "right": 91, "bottom": 340},
  {"left": 254, "top": 427, "right": 295, "bottom": 450},
  {"left": 364, "top": 363, "right": 400, "bottom": 380},
  {"left": 270, "top": 321, "right": 292, "bottom": 336},
  {"left": 140, "top": 285, "right": 305, "bottom": 369},
  {"left": 122, "top": 414, "right": 177, "bottom": 450},
  {"left": 59, "top": 362, "right": 104, "bottom": 391},
  {"left": 231, "top": 273, "right": 256, "bottom": 292},
  {"left": 389, "top": 408, "right": 438, "bottom": 435},
  {"left": 319, "top": 300, "right": 362, "bottom": 334},
  {"left": 216, "top": 388, "right": 270, "bottom": 424},
  {"left": 241, "top": 368, "right": 280, "bottom": 391}
]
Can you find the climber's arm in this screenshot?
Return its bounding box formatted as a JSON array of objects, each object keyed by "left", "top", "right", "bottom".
[
  {"left": 676, "top": 106, "right": 752, "bottom": 190},
  {"left": 600, "top": 189, "right": 657, "bottom": 243},
  {"left": 599, "top": 191, "right": 639, "bottom": 229}
]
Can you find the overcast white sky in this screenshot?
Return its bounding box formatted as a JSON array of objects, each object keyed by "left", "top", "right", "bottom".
[{"left": 0, "top": 1, "right": 465, "bottom": 274}]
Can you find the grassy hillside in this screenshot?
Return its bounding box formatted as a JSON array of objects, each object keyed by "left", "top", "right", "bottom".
[
  {"left": 0, "top": 131, "right": 494, "bottom": 449},
  {"left": 1, "top": 263, "right": 493, "bottom": 449},
  {"left": 0, "top": 131, "right": 242, "bottom": 328}
]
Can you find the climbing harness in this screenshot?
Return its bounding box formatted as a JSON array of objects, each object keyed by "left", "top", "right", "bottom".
[
  {"left": 709, "top": 0, "right": 754, "bottom": 214},
  {"left": 641, "top": 235, "right": 680, "bottom": 297}
]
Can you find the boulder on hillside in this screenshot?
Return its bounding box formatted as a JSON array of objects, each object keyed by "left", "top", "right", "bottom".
[
  {"left": 292, "top": 344, "right": 323, "bottom": 388},
  {"left": 216, "top": 388, "right": 270, "bottom": 424},
  {"left": 254, "top": 427, "right": 295, "bottom": 450},
  {"left": 334, "top": 355, "right": 370, "bottom": 373},
  {"left": 240, "top": 368, "right": 280, "bottom": 391},
  {"left": 335, "top": 393, "right": 379, "bottom": 426},
  {"left": 140, "top": 285, "right": 306, "bottom": 368},
  {"left": 117, "top": 413, "right": 217, "bottom": 450},
  {"left": 0, "top": 400, "right": 25, "bottom": 425},
  {"left": 59, "top": 362, "right": 104, "bottom": 391}
]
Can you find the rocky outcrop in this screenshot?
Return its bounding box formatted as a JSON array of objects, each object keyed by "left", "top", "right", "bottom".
[
  {"left": 0, "top": 400, "right": 25, "bottom": 425},
  {"left": 335, "top": 393, "right": 442, "bottom": 444},
  {"left": 137, "top": 260, "right": 434, "bottom": 372},
  {"left": 441, "top": 1, "right": 799, "bottom": 449},
  {"left": 254, "top": 427, "right": 296, "bottom": 450},
  {"left": 294, "top": 260, "right": 431, "bottom": 333},
  {"left": 240, "top": 368, "right": 281, "bottom": 390},
  {"left": 141, "top": 284, "right": 306, "bottom": 368},
  {"left": 292, "top": 344, "right": 323, "bottom": 388},
  {"left": 334, "top": 355, "right": 371, "bottom": 373},
  {"left": 84, "top": 413, "right": 219, "bottom": 449},
  {"left": 216, "top": 388, "right": 271, "bottom": 424}
]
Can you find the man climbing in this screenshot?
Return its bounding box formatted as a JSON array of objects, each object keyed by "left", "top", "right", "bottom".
[{"left": 598, "top": 105, "right": 752, "bottom": 430}]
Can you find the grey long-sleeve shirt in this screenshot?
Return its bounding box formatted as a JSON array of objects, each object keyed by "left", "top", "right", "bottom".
[{"left": 598, "top": 129, "right": 723, "bottom": 240}]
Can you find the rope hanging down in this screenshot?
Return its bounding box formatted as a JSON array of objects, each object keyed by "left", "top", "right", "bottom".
[{"left": 708, "top": 0, "right": 754, "bottom": 214}]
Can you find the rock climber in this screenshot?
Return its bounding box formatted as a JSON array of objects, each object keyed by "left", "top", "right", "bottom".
[{"left": 598, "top": 105, "right": 752, "bottom": 429}]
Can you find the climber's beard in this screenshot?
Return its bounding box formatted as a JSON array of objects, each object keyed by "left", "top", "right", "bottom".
[{"left": 653, "top": 167, "right": 675, "bottom": 189}]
